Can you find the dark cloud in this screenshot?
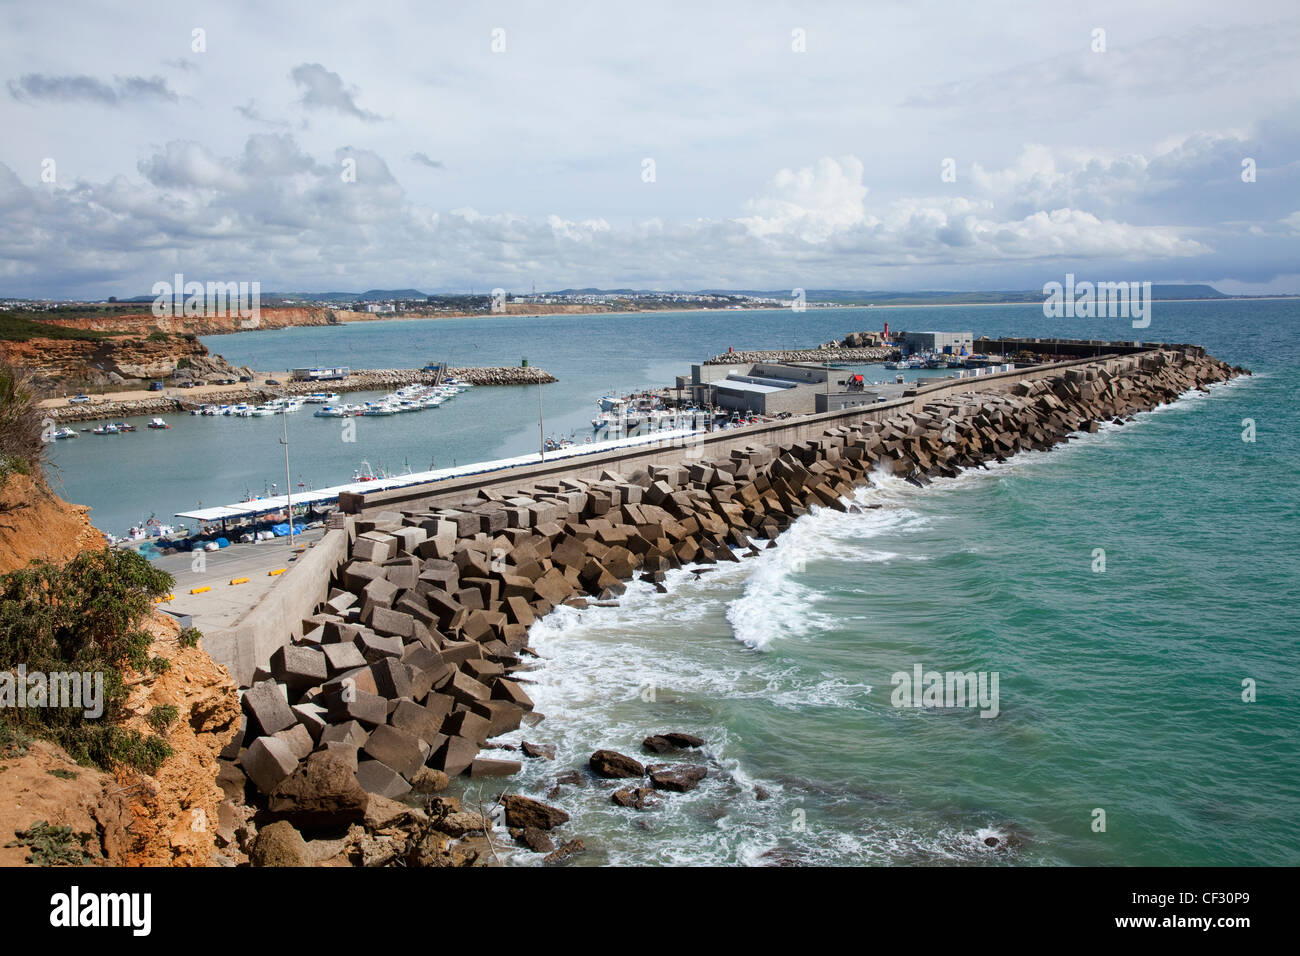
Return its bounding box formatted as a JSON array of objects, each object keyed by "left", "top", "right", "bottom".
[
  {"left": 7, "top": 73, "right": 178, "bottom": 105},
  {"left": 290, "top": 63, "right": 382, "bottom": 122}
]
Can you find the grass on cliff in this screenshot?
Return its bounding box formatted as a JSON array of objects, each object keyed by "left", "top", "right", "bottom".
[
  {"left": 0, "top": 360, "right": 45, "bottom": 480},
  {"left": 0, "top": 548, "right": 177, "bottom": 774},
  {"left": 0, "top": 313, "right": 113, "bottom": 344}
]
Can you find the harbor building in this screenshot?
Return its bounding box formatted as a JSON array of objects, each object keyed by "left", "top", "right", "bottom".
[
  {"left": 898, "top": 330, "right": 973, "bottom": 356},
  {"left": 290, "top": 366, "right": 350, "bottom": 382}
]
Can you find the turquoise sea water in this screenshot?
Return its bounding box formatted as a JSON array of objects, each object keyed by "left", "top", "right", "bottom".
[{"left": 45, "top": 300, "right": 1300, "bottom": 865}]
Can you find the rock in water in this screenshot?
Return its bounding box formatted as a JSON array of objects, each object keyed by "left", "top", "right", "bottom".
[
  {"left": 516, "top": 827, "right": 555, "bottom": 853},
  {"left": 501, "top": 793, "right": 570, "bottom": 830},
  {"left": 647, "top": 764, "right": 708, "bottom": 793},
  {"left": 589, "top": 749, "right": 645, "bottom": 778},
  {"left": 543, "top": 838, "right": 586, "bottom": 865}
]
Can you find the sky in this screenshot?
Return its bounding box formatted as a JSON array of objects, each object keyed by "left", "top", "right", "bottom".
[{"left": 1, "top": 0, "right": 1297, "bottom": 298}]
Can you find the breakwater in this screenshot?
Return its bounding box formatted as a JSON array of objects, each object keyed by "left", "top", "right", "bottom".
[
  {"left": 703, "top": 346, "right": 896, "bottom": 365},
  {"left": 42, "top": 366, "right": 556, "bottom": 423},
  {"left": 215, "top": 345, "right": 1242, "bottom": 865}
]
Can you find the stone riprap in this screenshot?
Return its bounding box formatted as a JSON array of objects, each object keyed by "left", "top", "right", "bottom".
[{"left": 703, "top": 346, "right": 895, "bottom": 365}]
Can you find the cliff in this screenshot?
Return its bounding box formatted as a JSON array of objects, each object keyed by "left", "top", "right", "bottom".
[
  {"left": 0, "top": 470, "right": 241, "bottom": 866},
  {"left": 0, "top": 334, "right": 248, "bottom": 395}
]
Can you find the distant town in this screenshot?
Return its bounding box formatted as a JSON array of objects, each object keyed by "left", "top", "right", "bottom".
[{"left": 1, "top": 282, "right": 1292, "bottom": 321}]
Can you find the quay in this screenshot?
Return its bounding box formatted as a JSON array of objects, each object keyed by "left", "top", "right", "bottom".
[{"left": 39, "top": 365, "right": 557, "bottom": 423}]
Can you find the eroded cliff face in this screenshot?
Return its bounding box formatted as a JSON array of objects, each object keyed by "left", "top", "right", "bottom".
[
  {"left": 38, "top": 306, "right": 338, "bottom": 336},
  {"left": 0, "top": 335, "right": 248, "bottom": 393},
  {"left": 0, "top": 472, "right": 105, "bottom": 574},
  {"left": 114, "top": 613, "right": 242, "bottom": 867},
  {"left": 0, "top": 474, "right": 242, "bottom": 866}
]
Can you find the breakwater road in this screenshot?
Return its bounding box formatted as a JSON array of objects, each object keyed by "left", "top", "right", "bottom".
[
  {"left": 155, "top": 529, "right": 328, "bottom": 631},
  {"left": 39, "top": 366, "right": 557, "bottom": 422},
  {"left": 218, "top": 346, "right": 1242, "bottom": 866},
  {"left": 704, "top": 346, "right": 896, "bottom": 365}
]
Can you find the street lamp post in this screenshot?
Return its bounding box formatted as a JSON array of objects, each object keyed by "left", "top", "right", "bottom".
[
  {"left": 537, "top": 366, "right": 545, "bottom": 460},
  {"left": 266, "top": 385, "right": 294, "bottom": 547}
]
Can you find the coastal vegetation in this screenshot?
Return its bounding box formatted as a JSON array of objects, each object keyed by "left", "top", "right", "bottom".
[
  {"left": 0, "top": 360, "right": 43, "bottom": 480},
  {"left": 0, "top": 547, "right": 177, "bottom": 773},
  {"left": 0, "top": 312, "right": 112, "bottom": 343}
]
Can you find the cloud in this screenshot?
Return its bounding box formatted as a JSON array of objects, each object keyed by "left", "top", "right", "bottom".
[
  {"left": 7, "top": 73, "right": 178, "bottom": 105},
  {"left": 410, "top": 152, "right": 444, "bottom": 170},
  {"left": 290, "top": 63, "right": 382, "bottom": 121},
  {"left": 236, "top": 100, "right": 293, "bottom": 128},
  {"left": 739, "top": 157, "right": 869, "bottom": 242}
]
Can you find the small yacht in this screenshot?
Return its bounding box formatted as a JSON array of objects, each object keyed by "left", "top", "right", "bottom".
[{"left": 147, "top": 417, "right": 170, "bottom": 429}]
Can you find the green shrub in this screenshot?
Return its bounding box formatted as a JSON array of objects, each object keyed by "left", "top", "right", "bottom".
[
  {"left": 0, "top": 549, "right": 176, "bottom": 773},
  {"left": 0, "top": 360, "right": 44, "bottom": 478},
  {"left": 146, "top": 704, "right": 178, "bottom": 733},
  {"left": 147, "top": 330, "right": 169, "bottom": 342},
  {"left": 177, "top": 627, "right": 202, "bottom": 648},
  {"left": 6, "top": 820, "right": 94, "bottom": 866}
]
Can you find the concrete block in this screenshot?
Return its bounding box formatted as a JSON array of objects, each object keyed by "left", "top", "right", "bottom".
[
  {"left": 241, "top": 736, "right": 300, "bottom": 794},
  {"left": 355, "top": 759, "right": 412, "bottom": 799},
  {"left": 242, "top": 680, "right": 296, "bottom": 737}
]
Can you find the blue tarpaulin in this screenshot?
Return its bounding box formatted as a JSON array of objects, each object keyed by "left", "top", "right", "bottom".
[{"left": 270, "top": 523, "right": 300, "bottom": 537}]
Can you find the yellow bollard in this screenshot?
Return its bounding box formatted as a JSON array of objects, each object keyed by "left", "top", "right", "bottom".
[
  {"left": 229, "top": 577, "right": 250, "bottom": 585},
  {"left": 268, "top": 568, "right": 286, "bottom": 576},
  {"left": 189, "top": 585, "right": 211, "bottom": 594}
]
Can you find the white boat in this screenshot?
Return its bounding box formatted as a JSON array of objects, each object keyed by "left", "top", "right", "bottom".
[
  {"left": 314, "top": 405, "right": 351, "bottom": 418},
  {"left": 91, "top": 423, "right": 119, "bottom": 435},
  {"left": 147, "top": 418, "right": 169, "bottom": 429},
  {"left": 52, "top": 426, "right": 78, "bottom": 440},
  {"left": 304, "top": 392, "right": 341, "bottom": 404}
]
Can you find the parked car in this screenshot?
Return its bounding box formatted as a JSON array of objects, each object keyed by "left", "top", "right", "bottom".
[
  {"left": 69, "top": 393, "right": 91, "bottom": 404},
  {"left": 239, "top": 375, "right": 253, "bottom": 383},
  {"left": 265, "top": 378, "right": 281, "bottom": 386},
  {"left": 148, "top": 381, "right": 164, "bottom": 391}
]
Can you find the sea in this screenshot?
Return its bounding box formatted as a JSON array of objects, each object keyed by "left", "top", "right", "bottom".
[{"left": 43, "top": 299, "right": 1300, "bottom": 866}]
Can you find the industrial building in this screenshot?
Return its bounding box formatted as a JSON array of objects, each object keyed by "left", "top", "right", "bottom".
[
  {"left": 898, "top": 330, "right": 973, "bottom": 356},
  {"left": 678, "top": 362, "right": 902, "bottom": 416}
]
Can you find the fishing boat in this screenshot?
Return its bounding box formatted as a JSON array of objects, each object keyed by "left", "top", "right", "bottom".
[
  {"left": 147, "top": 418, "right": 170, "bottom": 429},
  {"left": 91, "top": 423, "right": 119, "bottom": 435},
  {"left": 114, "top": 422, "right": 136, "bottom": 432},
  {"left": 304, "top": 392, "right": 341, "bottom": 404},
  {"left": 313, "top": 404, "right": 352, "bottom": 418},
  {"left": 52, "top": 426, "right": 78, "bottom": 440}
]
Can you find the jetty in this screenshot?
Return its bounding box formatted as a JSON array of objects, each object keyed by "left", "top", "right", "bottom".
[
  {"left": 41, "top": 366, "right": 556, "bottom": 423},
  {"left": 189, "top": 339, "right": 1245, "bottom": 866}
]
